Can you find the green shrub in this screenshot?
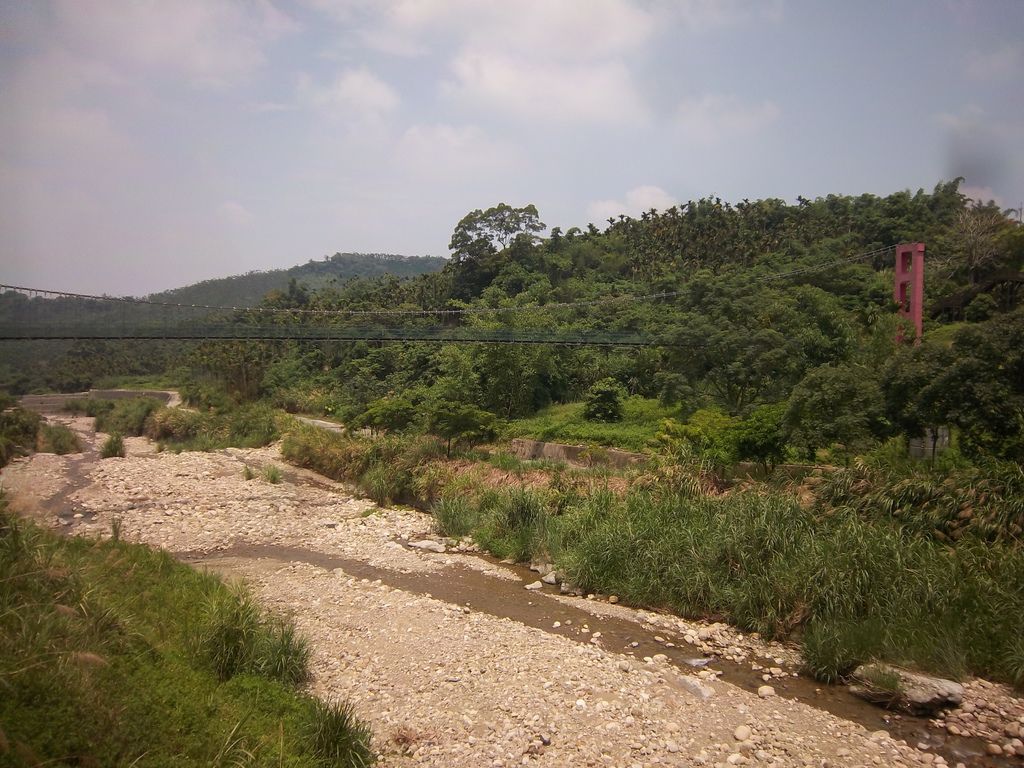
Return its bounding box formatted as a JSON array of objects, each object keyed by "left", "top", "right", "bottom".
[
  {"left": 0, "top": 408, "right": 42, "bottom": 466},
  {"left": 433, "top": 496, "right": 477, "bottom": 537},
  {"left": 63, "top": 398, "right": 115, "bottom": 418},
  {"left": 95, "top": 397, "right": 161, "bottom": 436},
  {"left": 243, "top": 465, "right": 255, "bottom": 481},
  {"left": 306, "top": 698, "right": 375, "bottom": 768},
  {"left": 583, "top": 378, "right": 626, "bottom": 422},
  {"left": 194, "top": 587, "right": 310, "bottom": 685},
  {"left": 261, "top": 464, "right": 282, "bottom": 484},
  {"left": 37, "top": 423, "right": 81, "bottom": 455},
  {"left": 100, "top": 433, "right": 125, "bottom": 458}
]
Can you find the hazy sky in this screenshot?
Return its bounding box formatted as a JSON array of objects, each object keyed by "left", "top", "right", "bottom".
[{"left": 1, "top": 0, "right": 1022, "bottom": 295}]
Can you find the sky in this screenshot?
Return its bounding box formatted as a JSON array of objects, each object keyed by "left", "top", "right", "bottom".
[{"left": 1, "top": 0, "right": 1022, "bottom": 296}]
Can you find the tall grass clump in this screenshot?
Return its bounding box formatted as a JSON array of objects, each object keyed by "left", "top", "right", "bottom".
[
  {"left": 194, "top": 587, "right": 310, "bottom": 685},
  {"left": 432, "top": 495, "right": 478, "bottom": 538},
  {"left": 282, "top": 425, "right": 447, "bottom": 506},
  {"left": 0, "top": 407, "right": 42, "bottom": 466},
  {"left": 262, "top": 464, "right": 282, "bottom": 484},
  {"left": 555, "top": 486, "right": 1024, "bottom": 686},
  {"left": 100, "top": 432, "right": 125, "bottom": 458},
  {"left": 144, "top": 404, "right": 279, "bottom": 452},
  {"left": 473, "top": 488, "right": 551, "bottom": 562},
  {"left": 95, "top": 397, "right": 162, "bottom": 436},
  {"left": 37, "top": 423, "right": 81, "bottom": 454},
  {"left": 306, "top": 698, "right": 375, "bottom": 768}
]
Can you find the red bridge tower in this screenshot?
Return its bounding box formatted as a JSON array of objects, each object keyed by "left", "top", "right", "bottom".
[{"left": 894, "top": 243, "right": 925, "bottom": 343}]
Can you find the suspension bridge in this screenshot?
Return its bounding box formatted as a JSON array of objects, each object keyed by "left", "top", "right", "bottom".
[{"left": 0, "top": 245, "right": 898, "bottom": 348}]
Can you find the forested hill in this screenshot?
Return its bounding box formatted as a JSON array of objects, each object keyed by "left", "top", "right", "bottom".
[{"left": 148, "top": 252, "right": 447, "bottom": 307}]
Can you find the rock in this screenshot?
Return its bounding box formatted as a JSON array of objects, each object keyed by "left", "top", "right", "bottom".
[
  {"left": 541, "top": 571, "right": 558, "bottom": 585},
  {"left": 850, "top": 664, "right": 963, "bottom": 715},
  {"left": 409, "top": 539, "right": 446, "bottom": 553},
  {"left": 608, "top": 595, "right": 620, "bottom": 604},
  {"left": 675, "top": 675, "right": 715, "bottom": 700},
  {"left": 734, "top": 725, "right": 752, "bottom": 741},
  {"left": 525, "top": 581, "right": 543, "bottom": 591},
  {"left": 757, "top": 685, "right": 775, "bottom": 698},
  {"left": 986, "top": 743, "right": 1003, "bottom": 756}
]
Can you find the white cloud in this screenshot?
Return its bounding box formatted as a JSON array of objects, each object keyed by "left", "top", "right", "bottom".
[
  {"left": 444, "top": 51, "right": 647, "bottom": 124},
  {"left": 299, "top": 67, "right": 400, "bottom": 121},
  {"left": 219, "top": 201, "right": 255, "bottom": 226},
  {"left": 375, "top": 0, "right": 655, "bottom": 60},
  {"left": 51, "top": 0, "right": 295, "bottom": 88},
  {"left": 966, "top": 44, "right": 1021, "bottom": 80},
  {"left": 960, "top": 185, "right": 1005, "bottom": 208},
  {"left": 393, "top": 122, "right": 519, "bottom": 177},
  {"left": 674, "top": 95, "right": 780, "bottom": 144},
  {"left": 588, "top": 185, "right": 677, "bottom": 223}
]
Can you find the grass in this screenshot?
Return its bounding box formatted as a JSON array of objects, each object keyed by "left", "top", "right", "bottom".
[
  {"left": 281, "top": 425, "right": 447, "bottom": 506},
  {"left": 0, "top": 407, "right": 42, "bottom": 466},
  {"left": 503, "top": 397, "right": 681, "bottom": 452},
  {"left": 279, "top": 425, "right": 1024, "bottom": 689},
  {"left": 64, "top": 397, "right": 116, "bottom": 418},
  {"left": 36, "top": 423, "right": 81, "bottom": 454},
  {"left": 243, "top": 464, "right": 256, "bottom": 481},
  {"left": 262, "top": 464, "right": 282, "bottom": 484},
  {"left": 146, "top": 403, "right": 280, "bottom": 452},
  {"left": 0, "top": 499, "right": 374, "bottom": 766},
  {"left": 95, "top": 397, "right": 163, "bottom": 436},
  {"left": 100, "top": 432, "right": 126, "bottom": 458}
]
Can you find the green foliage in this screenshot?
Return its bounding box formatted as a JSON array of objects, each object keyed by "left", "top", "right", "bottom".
[
  {"left": 427, "top": 402, "right": 497, "bottom": 456},
  {"left": 63, "top": 397, "right": 116, "bottom": 417},
  {"left": 194, "top": 586, "right": 310, "bottom": 685},
  {"left": 305, "top": 698, "right": 375, "bottom": 768},
  {"left": 0, "top": 407, "right": 42, "bottom": 466},
  {"left": 505, "top": 398, "right": 676, "bottom": 452},
  {"left": 95, "top": 397, "right": 162, "bottom": 436},
  {"left": 787, "top": 364, "right": 887, "bottom": 460},
  {"left": 657, "top": 408, "right": 740, "bottom": 470},
  {"left": 262, "top": 464, "right": 282, "bottom": 484},
  {"left": 814, "top": 459, "right": 1024, "bottom": 546},
  {"left": 100, "top": 432, "right": 125, "bottom": 458},
  {"left": 0, "top": 503, "right": 372, "bottom": 766},
  {"left": 733, "top": 403, "right": 788, "bottom": 473},
  {"left": 964, "top": 292, "right": 998, "bottom": 322},
  {"left": 281, "top": 425, "right": 447, "bottom": 507},
  {"left": 583, "top": 378, "right": 626, "bottom": 422},
  {"left": 884, "top": 310, "right": 1024, "bottom": 462},
  {"left": 243, "top": 464, "right": 255, "bottom": 481},
  {"left": 146, "top": 404, "right": 279, "bottom": 452},
  {"left": 37, "top": 423, "right": 81, "bottom": 455},
  {"left": 432, "top": 496, "right": 477, "bottom": 538},
  {"left": 355, "top": 395, "right": 417, "bottom": 434},
  {"left": 558, "top": 487, "right": 1024, "bottom": 684}
]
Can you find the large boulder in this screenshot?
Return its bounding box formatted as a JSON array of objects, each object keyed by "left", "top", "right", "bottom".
[{"left": 849, "top": 663, "right": 963, "bottom": 715}]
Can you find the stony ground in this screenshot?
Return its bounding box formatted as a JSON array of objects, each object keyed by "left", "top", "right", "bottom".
[{"left": 3, "top": 414, "right": 1022, "bottom": 767}]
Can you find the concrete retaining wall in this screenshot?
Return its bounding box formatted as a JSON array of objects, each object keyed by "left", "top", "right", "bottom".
[{"left": 509, "top": 438, "right": 648, "bottom": 469}]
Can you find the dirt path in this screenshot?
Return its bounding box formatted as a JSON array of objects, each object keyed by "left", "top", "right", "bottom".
[{"left": 3, "top": 416, "right": 1021, "bottom": 767}]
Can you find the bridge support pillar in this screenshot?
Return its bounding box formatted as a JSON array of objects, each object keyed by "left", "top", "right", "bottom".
[{"left": 894, "top": 243, "right": 925, "bottom": 343}]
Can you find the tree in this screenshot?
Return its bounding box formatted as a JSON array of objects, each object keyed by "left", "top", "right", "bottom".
[
  {"left": 428, "top": 403, "right": 498, "bottom": 457},
  {"left": 448, "top": 203, "right": 546, "bottom": 266},
  {"left": 733, "top": 403, "right": 788, "bottom": 474},
  {"left": 787, "top": 364, "right": 887, "bottom": 461},
  {"left": 355, "top": 396, "right": 416, "bottom": 435},
  {"left": 583, "top": 378, "right": 626, "bottom": 422}
]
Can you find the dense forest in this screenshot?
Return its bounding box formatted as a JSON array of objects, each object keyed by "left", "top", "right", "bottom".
[
  {"left": 183, "top": 180, "right": 1023, "bottom": 466},
  {"left": 3, "top": 179, "right": 1022, "bottom": 464}
]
